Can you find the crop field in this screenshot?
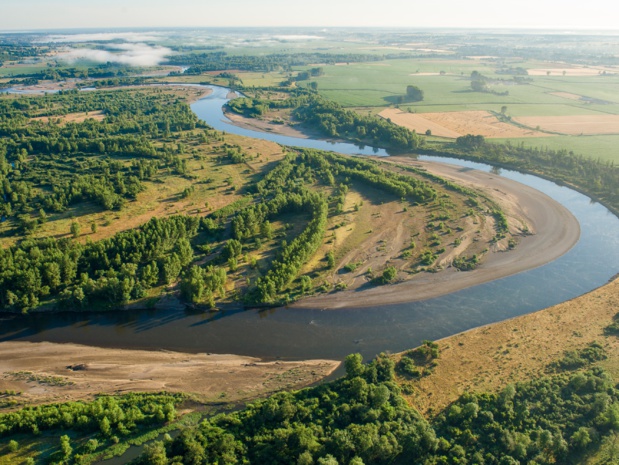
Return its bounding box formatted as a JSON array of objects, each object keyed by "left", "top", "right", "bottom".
[
  {"left": 491, "top": 134, "right": 619, "bottom": 162},
  {"left": 379, "top": 108, "right": 549, "bottom": 139},
  {"left": 513, "top": 114, "right": 619, "bottom": 135},
  {"left": 278, "top": 57, "right": 619, "bottom": 161}
]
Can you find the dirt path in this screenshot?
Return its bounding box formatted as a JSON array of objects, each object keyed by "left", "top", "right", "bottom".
[
  {"left": 0, "top": 342, "right": 340, "bottom": 408},
  {"left": 294, "top": 157, "right": 580, "bottom": 309}
]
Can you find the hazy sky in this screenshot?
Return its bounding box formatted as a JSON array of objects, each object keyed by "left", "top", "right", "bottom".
[{"left": 2, "top": 0, "right": 618, "bottom": 31}]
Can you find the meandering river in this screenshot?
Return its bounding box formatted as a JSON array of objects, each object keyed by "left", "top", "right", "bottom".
[{"left": 1, "top": 85, "right": 619, "bottom": 361}]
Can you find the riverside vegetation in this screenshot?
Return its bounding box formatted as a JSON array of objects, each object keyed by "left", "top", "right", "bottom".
[
  {"left": 3, "top": 351, "right": 619, "bottom": 464},
  {"left": 0, "top": 87, "right": 514, "bottom": 313}
]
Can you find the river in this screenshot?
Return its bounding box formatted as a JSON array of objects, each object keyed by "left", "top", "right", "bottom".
[{"left": 1, "top": 85, "right": 619, "bottom": 361}]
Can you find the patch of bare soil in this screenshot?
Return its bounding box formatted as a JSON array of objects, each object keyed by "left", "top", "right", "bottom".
[
  {"left": 224, "top": 110, "right": 324, "bottom": 139},
  {"left": 0, "top": 342, "right": 340, "bottom": 408},
  {"left": 399, "top": 277, "right": 619, "bottom": 417}
]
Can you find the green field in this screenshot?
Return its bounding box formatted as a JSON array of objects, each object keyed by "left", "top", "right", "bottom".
[
  {"left": 492, "top": 134, "right": 619, "bottom": 163},
  {"left": 283, "top": 58, "right": 619, "bottom": 162}
]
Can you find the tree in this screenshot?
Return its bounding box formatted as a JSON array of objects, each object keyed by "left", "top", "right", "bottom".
[
  {"left": 381, "top": 266, "right": 397, "bottom": 283},
  {"left": 345, "top": 353, "right": 365, "bottom": 378},
  {"left": 141, "top": 441, "right": 168, "bottom": 465},
  {"left": 456, "top": 134, "right": 486, "bottom": 150},
  {"left": 60, "top": 435, "right": 72, "bottom": 460},
  {"left": 70, "top": 221, "right": 81, "bottom": 238},
  {"left": 8, "top": 440, "right": 18, "bottom": 452},
  {"left": 223, "top": 239, "right": 242, "bottom": 260},
  {"left": 406, "top": 85, "right": 424, "bottom": 102},
  {"left": 471, "top": 80, "right": 488, "bottom": 92},
  {"left": 326, "top": 251, "right": 335, "bottom": 269}
]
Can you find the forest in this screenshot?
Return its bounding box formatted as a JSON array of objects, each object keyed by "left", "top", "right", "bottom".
[
  {"left": 0, "top": 83, "right": 451, "bottom": 312},
  {"left": 129, "top": 354, "right": 619, "bottom": 465}
]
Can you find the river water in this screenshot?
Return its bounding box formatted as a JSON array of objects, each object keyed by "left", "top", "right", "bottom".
[{"left": 1, "top": 85, "right": 619, "bottom": 361}]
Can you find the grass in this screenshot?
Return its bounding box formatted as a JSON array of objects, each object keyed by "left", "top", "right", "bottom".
[
  {"left": 491, "top": 134, "right": 619, "bottom": 163},
  {"left": 284, "top": 57, "right": 619, "bottom": 163}
]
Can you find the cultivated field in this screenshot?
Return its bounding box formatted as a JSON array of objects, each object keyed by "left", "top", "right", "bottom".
[
  {"left": 379, "top": 108, "right": 549, "bottom": 139},
  {"left": 513, "top": 114, "right": 619, "bottom": 135}
]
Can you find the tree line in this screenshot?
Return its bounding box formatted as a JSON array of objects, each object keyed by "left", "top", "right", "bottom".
[
  {"left": 293, "top": 96, "right": 424, "bottom": 151},
  {"left": 167, "top": 52, "right": 419, "bottom": 74}
]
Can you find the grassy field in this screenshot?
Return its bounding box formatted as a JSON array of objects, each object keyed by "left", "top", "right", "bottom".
[
  {"left": 266, "top": 57, "right": 619, "bottom": 162},
  {"left": 491, "top": 135, "right": 619, "bottom": 162}
]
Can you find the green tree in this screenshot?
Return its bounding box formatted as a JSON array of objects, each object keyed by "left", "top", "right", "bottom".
[
  {"left": 406, "top": 85, "right": 424, "bottom": 102},
  {"left": 60, "top": 435, "right": 72, "bottom": 460},
  {"left": 70, "top": 221, "right": 81, "bottom": 238},
  {"left": 345, "top": 353, "right": 365, "bottom": 378},
  {"left": 381, "top": 266, "right": 397, "bottom": 283},
  {"left": 141, "top": 441, "right": 168, "bottom": 465},
  {"left": 326, "top": 251, "right": 335, "bottom": 269}
]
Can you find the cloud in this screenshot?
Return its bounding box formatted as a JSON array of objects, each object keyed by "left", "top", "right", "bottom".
[
  {"left": 60, "top": 43, "right": 172, "bottom": 67},
  {"left": 42, "top": 32, "right": 162, "bottom": 43}
]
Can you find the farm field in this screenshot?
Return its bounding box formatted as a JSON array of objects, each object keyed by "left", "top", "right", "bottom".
[
  {"left": 491, "top": 134, "right": 619, "bottom": 162},
  {"left": 513, "top": 114, "right": 619, "bottom": 135},
  {"left": 379, "top": 108, "right": 549, "bottom": 138},
  {"left": 284, "top": 57, "right": 619, "bottom": 161}
]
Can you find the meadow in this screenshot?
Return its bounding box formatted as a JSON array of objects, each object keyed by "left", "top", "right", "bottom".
[{"left": 279, "top": 57, "right": 619, "bottom": 162}]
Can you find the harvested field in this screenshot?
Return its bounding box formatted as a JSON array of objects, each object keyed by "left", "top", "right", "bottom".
[
  {"left": 379, "top": 109, "right": 549, "bottom": 139},
  {"left": 379, "top": 109, "right": 460, "bottom": 138},
  {"left": 513, "top": 114, "right": 619, "bottom": 135},
  {"left": 31, "top": 110, "right": 105, "bottom": 124}
]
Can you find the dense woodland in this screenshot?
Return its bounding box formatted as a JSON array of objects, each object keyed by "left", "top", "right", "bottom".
[
  {"left": 3, "top": 64, "right": 142, "bottom": 83},
  {"left": 127, "top": 354, "right": 619, "bottom": 465},
  {"left": 0, "top": 84, "right": 443, "bottom": 312}
]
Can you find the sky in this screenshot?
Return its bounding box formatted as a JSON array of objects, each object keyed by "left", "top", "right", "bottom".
[{"left": 1, "top": 0, "right": 618, "bottom": 31}]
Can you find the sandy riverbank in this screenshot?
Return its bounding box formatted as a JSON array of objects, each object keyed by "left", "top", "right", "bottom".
[
  {"left": 224, "top": 110, "right": 327, "bottom": 139},
  {"left": 293, "top": 156, "right": 580, "bottom": 309},
  {"left": 0, "top": 342, "right": 339, "bottom": 408}
]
